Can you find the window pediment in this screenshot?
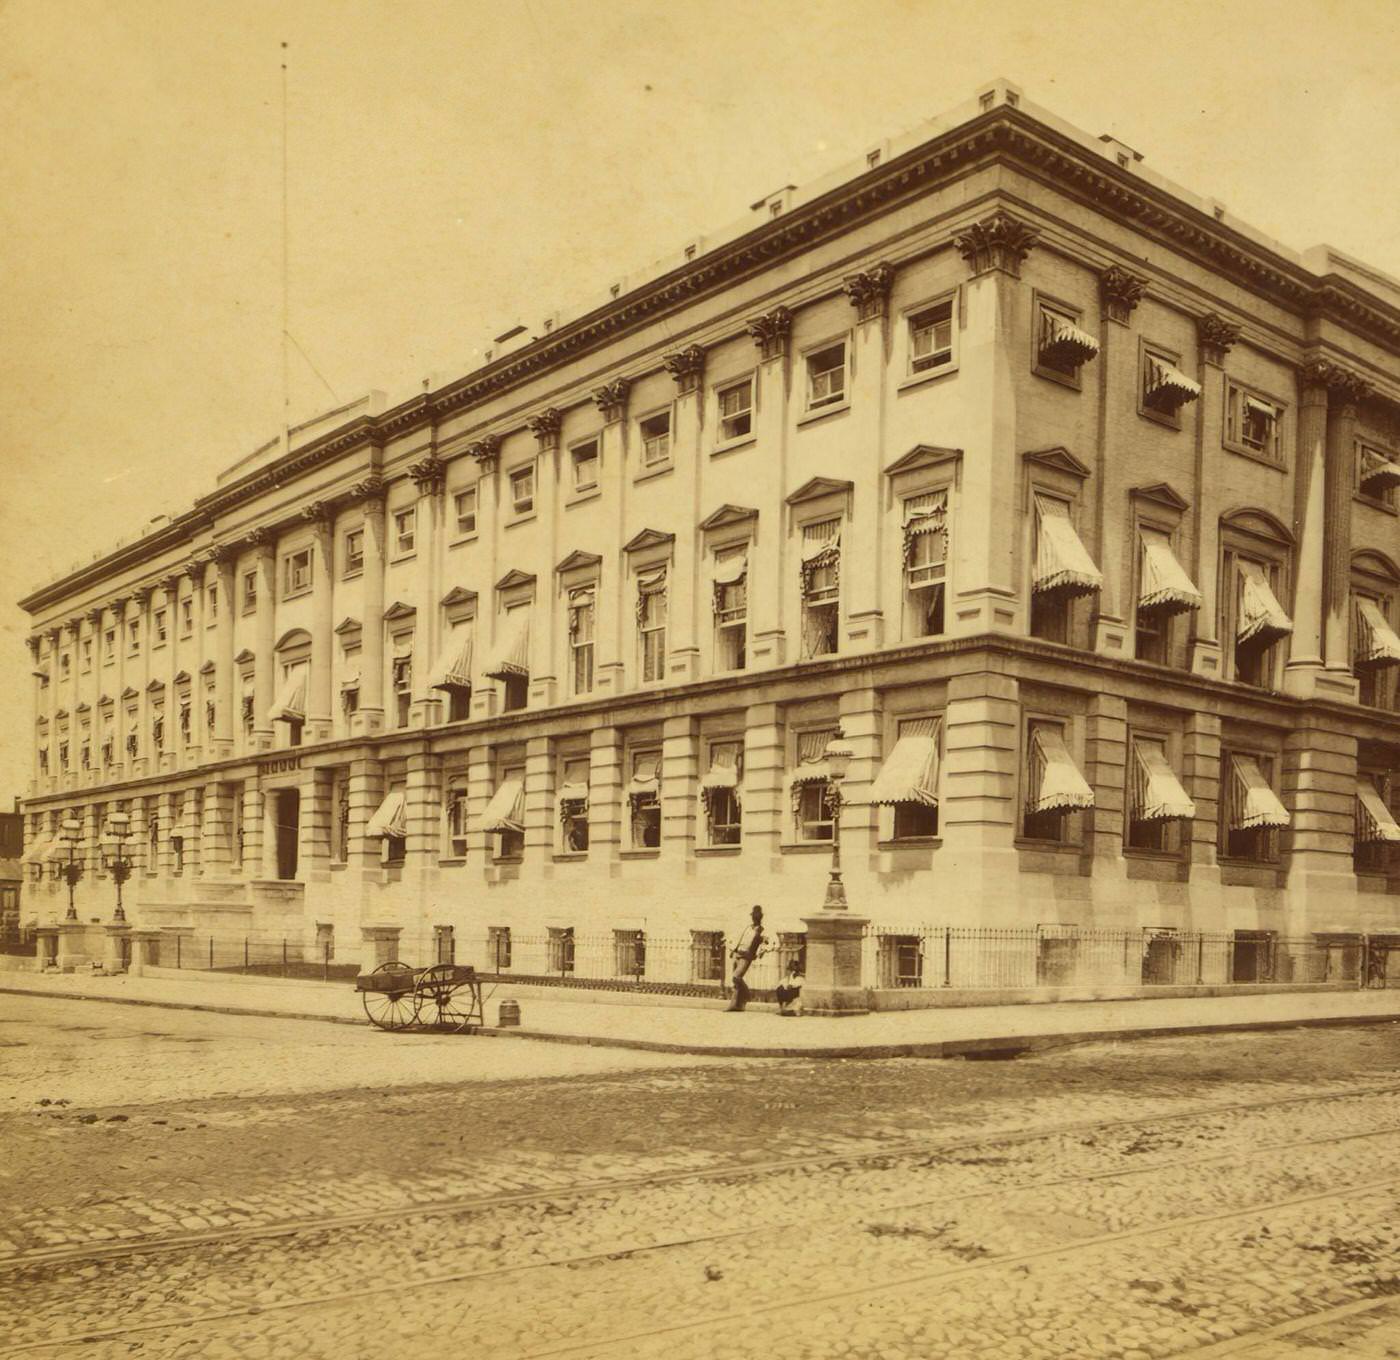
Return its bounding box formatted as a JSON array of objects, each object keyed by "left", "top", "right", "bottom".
[
  {"left": 883, "top": 444, "right": 963, "bottom": 478},
  {"left": 334, "top": 617, "right": 362, "bottom": 637},
  {"left": 1023, "top": 446, "right": 1092, "bottom": 480},
  {"left": 382, "top": 601, "right": 417, "bottom": 622},
  {"left": 75, "top": 701, "right": 90, "bottom": 715},
  {"left": 622, "top": 528, "right": 675, "bottom": 554},
  {"left": 146, "top": 680, "right": 165, "bottom": 694},
  {"left": 1131, "top": 482, "right": 1190, "bottom": 514},
  {"left": 199, "top": 660, "right": 216, "bottom": 675},
  {"left": 174, "top": 670, "right": 191, "bottom": 685},
  {"left": 1352, "top": 549, "right": 1400, "bottom": 583},
  {"left": 439, "top": 587, "right": 478, "bottom": 609},
  {"left": 120, "top": 686, "right": 139, "bottom": 700},
  {"left": 556, "top": 550, "right": 603, "bottom": 575},
  {"left": 494, "top": 568, "right": 537, "bottom": 592},
  {"left": 785, "top": 477, "right": 853, "bottom": 507},
  {"left": 1220, "top": 507, "right": 1294, "bottom": 546},
  {"left": 233, "top": 648, "right": 256, "bottom": 665},
  {"left": 697, "top": 505, "right": 757, "bottom": 532}
]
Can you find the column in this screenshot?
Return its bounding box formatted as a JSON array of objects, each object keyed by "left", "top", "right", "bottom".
[
  {"left": 660, "top": 715, "right": 699, "bottom": 859},
  {"left": 211, "top": 548, "right": 236, "bottom": 756},
  {"left": 745, "top": 310, "right": 790, "bottom": 668},
  {"left": 662, "top": 347, "right": 705, "bottom": 682},
  {"left": 405, "top": 460, "right": 444, "bottom": 728},
  {"left": 202, "top": 780, "right": 232, "bottom": 877},
  {"left": 67, "top": 617, "right": 83, "bottom": 780},
  {"left": 161, "top": 572, "right": 181, "bottom": 772},
  {"left": 45, "top": 627, "right": 61, "bottom": 790},
  {"left": 839, "top": 264, "right": 893, "bottom": 652},
  {"left": 352, "top": 480, "right": 387, "bottom": 735},
  {"left": 588, "top": 727, "right": 623, "bottom": 867},
  {"left": 132, "top": 587, "right": 153, "bottom": 777},
  {"left": 466, "top": 442, "right": 501, "bottom": 720},
  {"left": 111, "top": 597, "right": 129, "bottom": 778},
  {"left": 526, "top": 412, "right": 562, "bottom": 708},
  {"left": 347, "top": 756, "right": 385, "bottom": 882},
  {"left": 304, "top": 502, "right": 336, "bottom": 742},
  {"left": 937, "top": 663, "right": 1021, "bottom": 916},
  {"left": 250, "top": 533, "right": 277, "bottom": 751},
  {"left": 742, "top": 701, "right": 785, "bottom": 869},
  {"left": 1283, "top": 359, "right": 1330, "bottom": 693},
  {"left": 949, "top": 211, "right": 1039, "bottom": 636},
  {"left": 184, "top": 558, "right": 206, "bottom": 767},
  {"left": 522, "top": 735, "right": 554, "bottom": 865},
  {"left": 1323, "top": 370, "right": 1369, "bottom": 682}
]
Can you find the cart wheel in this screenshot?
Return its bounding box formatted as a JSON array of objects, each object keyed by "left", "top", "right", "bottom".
[
  {"left": 362, "top": 960, "right": 419, "bottom": 1031},
  {"left": 415, "top": 963, "right": 472, "bottom": 1034}
]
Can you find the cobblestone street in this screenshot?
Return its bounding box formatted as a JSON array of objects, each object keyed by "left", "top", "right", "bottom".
[{"left": 3, "top": 995, "right": 1399, "bottom": 1359}]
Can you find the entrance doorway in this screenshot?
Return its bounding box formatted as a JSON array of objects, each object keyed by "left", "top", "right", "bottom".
[{"left": 274, "top": 789, "right": 300, "bottom": 880}]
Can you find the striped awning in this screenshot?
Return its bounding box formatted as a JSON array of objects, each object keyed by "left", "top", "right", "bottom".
[
  {"left": 1131, "top": 742, "right": 1195, "bottom": 823},
  {"left": 1357, "top": 780, "right": 1400, "bottom": 844},
  {"left": 483, "top": 612, "right": 530, "bottom": 680},
  {"left": 700, "top": 748, "right": 740, "bottom": 792},
  {"left": 365, "top": 789, "right": 408, "bottom": 840},
  {"left": 866, "top": 719, "right": 940, "bottom": 807},
  {"left": 1140, "top": 539, "right": 1202, "bottom": 615},
  {"left": 1144, "top": 357, "right": 1202, "bottom": 407},
  {"left": 267, "top": 668, "right": 307, "bottom": 724},
  {"left": 713, "top": 551, "right": 748, "bottom": 587},
  {"left": 20, "top": 836, "right": 53, "bottom": 866},
  {"left": 1033, "top": 496, "right": 1102, "bottom": 597},
  {"left": 1026, "top": 727, "right": 1094, "bottom": 814},
  {"left": 481, "top": 778, "right": 525, "bottom": 833},
  {"left": 1227, "top": 756, "right": 1290, "bottom": 831},
  {"left": 627, "top": 753, "right": 660, "bottom": 799},
  {"left": 789, "top": 729, "right": 835, "bottom": 790},
  {"left": 1237, "top": 562, "right": 1293, "bottom": 646},
  {"left": 557, "top": 781, "right": 589, "bottom": 807},
  {"left": 1360, "top": 447, "right": 1400, "bottom": 493},
  {"left": 1040, "top": 315, "right": 1100, "bottom": 366},
  {"left": 1355, "top": 599, "right": 1400, "bottom": 668},
  {"left": 428, "top": 631, "right": 474, "bottom": 691}
]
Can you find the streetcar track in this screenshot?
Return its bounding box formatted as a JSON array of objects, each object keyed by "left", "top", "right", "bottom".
[
  {"left": 5, "top": 1165, "right": 1398, "bottom": 1358},
  {"left": 3, "top": 1114, "right": 1399, "bottom": 1356},
  {"left": 1174, "top": 1291, "right": 1399, "bottom": 1356},
  {"left": 6, "top": 1076, "right": 1400, "bottom": 1276}
]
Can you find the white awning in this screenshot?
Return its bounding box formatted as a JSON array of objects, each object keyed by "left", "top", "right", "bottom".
[
  {"left": 627, "top": 753, "right": 660, "bottom": 799},
  {"left": 1355, "top": 599, "right": 1400, "bottom": 668},
  {"left": 557, "top": 781, "right": 589, "bottom": 805},
  {"left": 365, "top": 789, "right": 407, "bottom": 839},
  {"left": 20, "top": 836, "right": 53, "bottom": 866},
  {"left": 1360, "top": 448, "right": 1400, "bottom": 493},
  {"left": 713, "top": 552, "right": 748, "bottom": 587},
  {"left": 44, "top": 837, "right": 71, "bottom": 862},
  {"left": 483, "top": 612, "right": 530, "bottom": 680},
  {"left": 866, "top": 720, "right": 940, "bottom": 807},
  {"left": 1237, "top": 562, "right": 1293, "bottom": 646},
  {"left": 267, "top": 669, "right": 307, "bottom": 724},
  {"left": 1357, "top": 781, "right": 1400, "bottom": 844},
  {"left": 1040, "top": 315, "right": 1100, "bottom": 365},
  {"left": 1228, "top": 756, "right": 1290, "bottom": 831},
  {"left": 1033, "top": 496, "right": 1102, "bottom": 598},
  {"left": 1140, "top": 539, "right": 1202, "bottom": 615},
  {"left": 340, "top": 665, "right": 361, "bottom": 692},
  {"left": 1131, "top": 743, "right": 1195, "bottom": 823},
  {"left": 428, "top": 631, "right": 474, "bottom": 691},
  {"left": 699, "top": 749, "right": 740, "bottom": 792},
  {"left": 1145, "top": 357, "right": 1202, "bottom": 406},
  {"left": 1026, "top": 727, "right": 1094, "bottom": 815},
  {"left": 801, "top": 527, "right": 840, "bottom": 563},
  {"left": 481, "top": 778, "right": 524, "bottom": 833}
]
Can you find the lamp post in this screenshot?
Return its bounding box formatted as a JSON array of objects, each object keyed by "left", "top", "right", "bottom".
[
  {"left": 103, "top": 811, "right": 133, "bottom": 924},
  {"left": 60, "top": 816, "right": 82, "bottom": 922},
  {"left": 821, "top": 732, "right": 855, "bottom": 910}
]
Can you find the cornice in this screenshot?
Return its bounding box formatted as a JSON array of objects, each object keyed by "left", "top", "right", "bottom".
[{"left": 20, "top": 103, "right": 1400, "bottom": 618}]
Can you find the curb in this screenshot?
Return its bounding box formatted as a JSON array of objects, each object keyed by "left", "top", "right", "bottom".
[{"left": 3, "top": 984, "right": 1398, "bottom": 1061}]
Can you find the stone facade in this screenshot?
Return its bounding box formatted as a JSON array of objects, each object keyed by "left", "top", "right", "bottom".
[{"left": 17, "top": 80, "right": 1400, "bottom": 984}]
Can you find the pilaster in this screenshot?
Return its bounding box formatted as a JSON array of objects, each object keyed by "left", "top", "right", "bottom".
[
  {"left": 304, "top": 503, "right": 337, "bottom": 742},
  {"left": 201, "top": 780, "right": 233, "bottom": 878},
  {"left": 1322, "top": 369, "right": 1368, "bottom": 688},
  {"left": 1182, "top": 710, "right": 1222, "bottom": 884},
  {"left": 211, "top": 548, "right": 237, "bottom": 757},
  {"left": 299, "top": 765, "right": 334, "bottom": 883},
  {"left": 465, "top": 744, "right": 493, "bottom": 864},
  {"left": 1282, "top": 359, "right": 1331, "bottom": 693},
  {"left": 1084, "top": 694, "right": 1129, "bottom": 889},
  {"left": 466, "top": 442, "right": 500, "bottom": 721},
  {"left": 588, "top": 726, "right": 623, "bottom": 868},
  {"left": 1281, "top": 719, "right": 1358, "bottom": 924},
  {"left": 407, "top": 459, "right": 445, "bottom": 729},
  {"left": 183, "top": 558, "right": 206, "bottom": 768},
  {"left": 347, "top": 756, "right": 385, "bottom": 882},
  {"left": 523, "top": 735, "right": 555, "bottom": 866},
  {"left": 663, "top": 347, "right": 705, "bottom": 683},
  {"left": 351, "top": 479, "right": 387, "bottom": 736},
  {"left": 744, "top": 309, "right": 790, "bottom": 669},
  {"left": 742, "top": 701, "right": 785, "bottom": 866},
  {"left": 403, "top": 751, "right": 441, "bottom": 869},
  {"left": 837, "top": 686, "right": 881, "bottom": 857},
  {"left": 660, "top": 716, "right": 698, "bottom": 860},
  {"left": 250, "top": 536, "right": 277, "bottom": 751}
]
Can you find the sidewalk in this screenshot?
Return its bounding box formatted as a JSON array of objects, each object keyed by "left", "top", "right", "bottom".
[{"left": 2, "top": 964, "right": 1399, "bottom": 1058}]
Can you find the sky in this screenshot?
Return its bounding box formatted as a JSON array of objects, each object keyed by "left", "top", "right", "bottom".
[{"left": 3, "top": 0, "right": 1399, "bottom": 805}]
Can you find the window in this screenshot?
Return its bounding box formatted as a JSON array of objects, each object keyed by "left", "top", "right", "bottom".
[
  {"left": 1134, "top": 526, "right": 1200, "bottom": 665},
  {"left": 628, "top": 749, "right": 662, "bottom": 848},
  {"left": 805, "top": 341, "right": 847, "bottom": 410},
  {"left": 691, "top": 931, "right": 726, "bottom": 983},
  {"left": 127, "top": 620, "right": 140, "bottom": 656},
  {"left": 714, "top": 551, "right": 748, "bottom": 671},
  {"left": 570, "top": 439, "right": 599, "bottom": 492},
  {"left": 903, "top": 492, "right": 947, "bottom": 637},
  {"left": 81, "top": 638, "right": 93, "bottom": 671},
  {"left": 125, "top": 724, "right": 138, "bottom": 760},
  {"left": 908, "top": 298, "right": 954, "bottom": 375},
  {"left": 1126, "top": 736, "right": 1193, "bottom": 854},
  {"left": 548, "top": 926, "right": 576, "bottom": 975},
  {"left": 103, "top": 628, "right": 115, "bottom": 660},
  {"left": 1220, "top": 545, "right": 1291, "bottom": 689},
  {"left": 152, "top": 712, "right": 165, "bottom": 751},
  {"left": 284, "top": 549, "right": 312, "bottom": 597},
  {"left": 791, "top": 728, "right": 837, "bottom": 842},
  {"left": 1022, "top": 720, "right": 1093, "bottom": 844},
  {"left": 1355, "top": 772, "right": 1399, "bottom": 876},
  {"left": 866, "top": 716, "right": 941, "bottom": 839},
  {"left": 800, "top": 519, "right": 840, "bottom": 658},
  {"left": 434, "top": 925, "right": 455, "bottom": 965},
  {"left": 1225, "top": 382, "right": 1283, "bottom": 463},
  {"left": 559, "top": 756, "right": 590, "bottom": 852},
  {"left": 1353, "top": 587, "right": 1400, "bottom": 709},
  {"left": 614, "top": 929, "right": 646, "bottom": 979},
  {"left": 391, "top": 648, "right": 413, "bottom": 729},
  {"left": 717, "top": 378, "right": 754, "bottom": 443},
  {"left": 1357, "top": 443, "right": 1400, "bottom": 509},
  {"left": 1031, "top": 493, "right": 1101, "bottom": 645},
  {"left": 639, "top": 411, "right": 671, "bottom": 467},
  {"left": 240, "top": 690, "right": 255, "bottom": 736},
  {"left": 343, "top": 528, "right": 364, "bottom": 575},
  {"left": 1140, "top": 344, "right": 1200, "bottom": 427},
  {"left": 488, "top": 926, "right": 512, "bottom": 971},
  {"left": 59, "top": 650, "right": 71, "bottom": 678},
  {"left": 154, "top": 611, "right": 168, "bottom": 644},
  {"left": 242, "top": 570, "right": 257, "bottom": 613},
  {"left": 206, "top": 585, "right": 217, "bottom": 620},
  {"left": 1035, "top": 298, "right": 1096, "bottom": 384},
  {"left": 445, "top": 782, "right": 468, "bottom": 858},
  {"left": 393, "top": 508, "right": 416, "bottom": 556},
  {"left": 637, "top": 569, "right": 667, "bottom": 683},
  {"left": 702, "top": 739, "right": 743, "bottom": 846},
  {"left": 509, "top": 466, "right": 535, "bottom": 515},
  {"left": 487, "top": 765, "right": 525, "bottom": 859},
  {"left": 180, "top": 600, "right": 193, "bottom": 637},
  {"left": 878, "top": 935, "right": 924, "bottom": 988},
  {"left": 453, "top": 489, "right": 477, "bottom": 536},
  {"left": 58, "top": 741, "right": 68, "bottom": 769},
  {"left": 178, "top": 702, "right": 191, "bottom": 744},
  {"left": 332, "top": 771, "right": 351, "bottom": 864},
  {"left": 568, "top": 587, "right": 595, "bottom": 696},
  {"left": 1221, "top": 751, "right": 1288, "bottom": 863}
]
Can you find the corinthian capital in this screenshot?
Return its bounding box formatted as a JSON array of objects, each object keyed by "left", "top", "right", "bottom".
[
  {"left": 953, "top": 210, "right": 1039, "bottom": 279},
  {"left": 408, "top": 455, "right": 445, "bottom": 496},
  {"left": 528, "top": 409, "right": 563, "bottom": 453},
  {"left": 662, "top": 345, "right": 706, "bottom": 396},
  {"left": 1100, "top": 266, "right": 1146, "bottom": 324},
  {"left": 1196, "top": 313, "right": 1241, "bottom": 366},
  {"left": 301, "top": 499, "right": 336, "bottom": 531},
  {"left": 746, "top": 306, "right": 792, "bottom": 361},
  {"left": 592, "top": 378, "right": 631, "bottom": 424},
  {"left": 841, "top": 262, "right": 895, "bottom": 322},
  {"left": 467, "top": 435, "right": 502, "bottom": 471}
]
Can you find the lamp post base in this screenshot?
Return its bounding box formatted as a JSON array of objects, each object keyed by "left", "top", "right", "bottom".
[{"left": 799, "top": 908, "right": 870, "bottom": 1017}]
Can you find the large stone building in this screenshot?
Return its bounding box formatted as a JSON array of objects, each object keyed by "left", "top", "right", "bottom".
[{"left": 17, "top": 80, "right": 1400, "bottom": 994}]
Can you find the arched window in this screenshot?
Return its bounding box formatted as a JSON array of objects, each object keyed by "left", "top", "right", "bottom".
[
  {"left": 1350, "top": 550, "right": 1400, "bottom": 711},
  {"left": 1218, "top": 509, "right": 1294, "bottom": 690}
]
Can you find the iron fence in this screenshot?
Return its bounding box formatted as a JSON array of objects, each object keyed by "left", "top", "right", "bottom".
[{"left": 154, "top": 932, "right": 356, "bottom": 982}]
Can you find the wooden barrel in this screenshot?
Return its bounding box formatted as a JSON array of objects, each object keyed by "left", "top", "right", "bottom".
[{"left": 497, "top": 998, "right": 521, "bottom": 1027}]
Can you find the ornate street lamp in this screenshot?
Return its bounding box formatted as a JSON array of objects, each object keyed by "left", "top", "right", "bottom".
[
  {"left": 821, "top": 732, "right": 855, "bottom": 910},
  {"left": 60, "top": 816, "right": 83, "bottom": 922},
  {"left": 102, "top": 811, "right": 133, "bottom": 924}
]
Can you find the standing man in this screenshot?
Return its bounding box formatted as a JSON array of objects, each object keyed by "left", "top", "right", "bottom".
[{"left": 726, "top": 905, "right": 765, "bottom": 1012}]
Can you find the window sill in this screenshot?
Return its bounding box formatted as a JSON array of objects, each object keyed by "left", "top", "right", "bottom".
[
  {"left": 341, "top": 567, "right": 364, "bottom": 581},
  {"left": 565, "top": 487, "right": 601, "bottom": 508},
  {"left": 282, "top": 589, "right": 312, "bottom": 603},
  {"left": 448, "top": 532, "right": 480, "bottom": 548},
  {"left": 438, "top": 856, "right": 466, "bottom": 868},
  {"left": 388, "top": 552, "right": 417, "bottom": 566},
  {"left": 878, "top": 837, "right": 943, "bottom": 850},
  {"left": 780, "top": 842, "right": 835, "bottom": 854},
  {"left": 796, "top": 400, "right": 850, "bottom": 428},
  {"left": 694, "top": 845, "right": 741, "bottom": 857},
  {"left": 504, "top": 512, "right": 537, "bottom": 529},
  {"left": 1014, "top": 838, "right": 1083, "bottom": 853},
  {"left": 1355, "top": 492, "right": 1398, "bottom": 516},
  {"left": 1122, "top": 846, "right": 1187, "bottom": 864},
  {"left": 552, "top": 851, "right": 588, "bottom": 863},
  {"left": 710, "top": 435, "right": 756, "bottom": 459},
  {"left": 493, "top": 855, "right": 523, "bottom": 866},
  {"left": 897, "top": 363, "right": 959, "bottom": 394},
  {"left": 329, "top": 862, "right": 347, "bottom": 872},
  {"left": 634, "top": 462, "right": 674, "bottom": 485},
  {"left": 1033, "top": 362, "right": 1083, "bottom": 392},
  {"left": 619, "top": 849, "right": 660, "bottom": 860},
  {"left": 1224, "top": 441, "right": 1286, "bottom": 472},
  {"left": 1138, "top": 403, "right": 1183, "bottom": 432}
]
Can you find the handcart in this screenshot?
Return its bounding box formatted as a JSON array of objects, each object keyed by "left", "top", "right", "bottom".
[{"left": 354, "top": 961, "right": 485, "bottom": 1033}]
